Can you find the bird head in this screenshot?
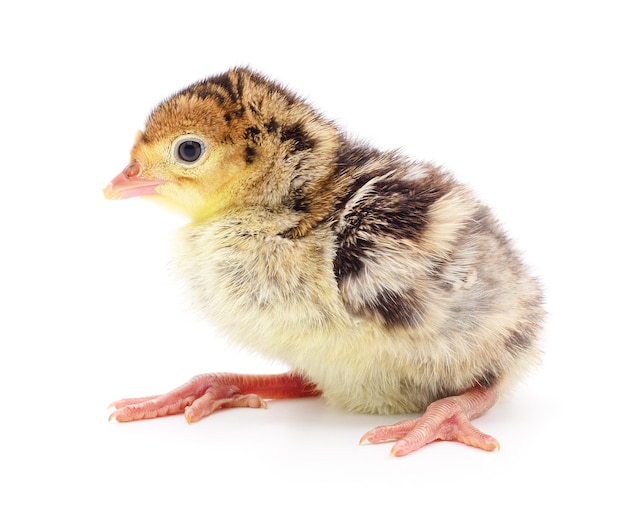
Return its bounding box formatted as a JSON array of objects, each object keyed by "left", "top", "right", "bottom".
[{"left": 104, "top": 68, "right": 340, "bottom": 224}]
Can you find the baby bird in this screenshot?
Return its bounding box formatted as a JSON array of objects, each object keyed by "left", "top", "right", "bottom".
[{"left": 104, "top": 67, "right": 544, "bottom": 456}]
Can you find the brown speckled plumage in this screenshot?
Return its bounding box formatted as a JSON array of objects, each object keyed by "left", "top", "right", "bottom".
[{"left": 105, "top": 67, "right": 544, "bottom": 455}]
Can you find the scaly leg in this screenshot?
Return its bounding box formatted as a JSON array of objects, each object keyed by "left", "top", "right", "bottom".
[
  {"left": 109, "top": 372, "right": 320, "bottom": 423},
  {"left": 360, "top": 387, "right": 500, "bottom": 456}
]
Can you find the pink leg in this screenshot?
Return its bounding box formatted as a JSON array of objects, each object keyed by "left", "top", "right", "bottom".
[
  {"left": 360, "top": 387, "right": 500, "bottom": 456},
  {"left": 109, "top": 372, "right": 320, "bottom": 423}
]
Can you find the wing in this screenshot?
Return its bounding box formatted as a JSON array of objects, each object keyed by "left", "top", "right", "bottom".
[{"left": 332, "top": 161, "right": 481, "bottom": 329}]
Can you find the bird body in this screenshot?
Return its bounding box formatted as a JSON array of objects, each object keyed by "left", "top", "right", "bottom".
[{"left": 105, "top": 68, "right": 544, "bottom": 455}]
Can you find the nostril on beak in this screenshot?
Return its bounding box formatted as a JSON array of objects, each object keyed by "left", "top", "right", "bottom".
[{"left": 124, "top": 162, "right": 141, "bottom": 179}]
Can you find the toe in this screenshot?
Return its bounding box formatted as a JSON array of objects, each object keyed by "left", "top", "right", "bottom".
[{"left": 359, "top": 419, "right": 417, "bottom": 445}]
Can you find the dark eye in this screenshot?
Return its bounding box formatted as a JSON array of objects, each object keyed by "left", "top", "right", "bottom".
[{"left": 176, "top": 139, "right": 204, "bottom": 163}]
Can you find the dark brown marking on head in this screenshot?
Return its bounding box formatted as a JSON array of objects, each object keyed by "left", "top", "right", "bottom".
[
  {"left": 248, "top": 102, "right": 262, "bottom": 116},
  {"left": 292, "top": 196, "right": 309, "bottom": 213},
  {"left": 235, "top": 73, "right": 246, "bottom": 102},
  {"left": 209, "top": 71, "right": 239, "bottom": 103},
  {"left": 244, "top": 126, "right": 261, "bottom": 143},
  {"left": 179, "top": 83, "right": 226, "bottom": 105},
  {"left": 245, "top": 146, "right": 256, "bottom": 164},
  {"left": 266, "top": 118, "right": 279, "bottom": 134},
  {"left": 282, "top": 123, "right": 314, "bottom": 152}
]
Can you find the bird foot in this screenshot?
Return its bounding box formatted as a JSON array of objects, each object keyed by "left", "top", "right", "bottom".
[
  {"left": 109, "top": 372, "right": 320, "bottom": 423},
  {"left": 360, "top": 387, "right": 500, "bottom": 456}
]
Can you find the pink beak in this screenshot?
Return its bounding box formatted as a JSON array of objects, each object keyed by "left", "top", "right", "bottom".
[{"left": 103, "top": 162, "right": 167, "bottom": 200}]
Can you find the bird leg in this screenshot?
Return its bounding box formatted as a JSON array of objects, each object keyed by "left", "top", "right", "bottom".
[
  {"left": 109, "top": 372, "right": 320, "bottom": 423},
  {"left": 360, "top": 386, "right": 500, "bottom": 456}
]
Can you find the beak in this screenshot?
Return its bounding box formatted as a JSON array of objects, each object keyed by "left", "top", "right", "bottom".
[{"left": 103, "top": 162, "right": 167, "bottom": 200}]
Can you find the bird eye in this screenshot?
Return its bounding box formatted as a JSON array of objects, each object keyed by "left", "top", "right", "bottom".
[{"left": 175, "top": 138, "right": 205, "bottom": 164}]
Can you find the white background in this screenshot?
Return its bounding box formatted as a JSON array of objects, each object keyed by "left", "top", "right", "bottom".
[{"left": 1, "top": 1, "right": 624, "bottom": 524}]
